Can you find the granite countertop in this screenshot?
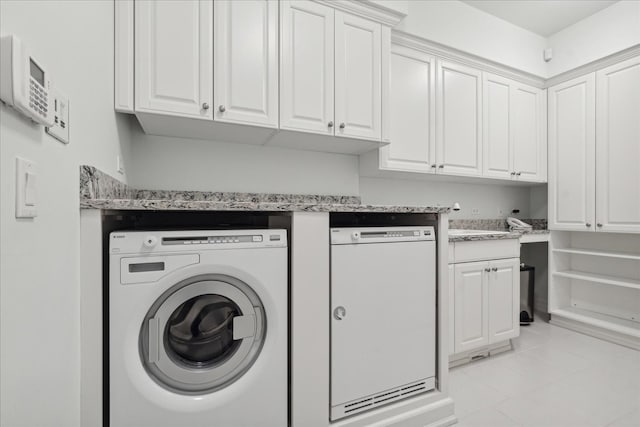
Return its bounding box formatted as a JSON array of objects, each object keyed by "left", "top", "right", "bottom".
[
  {"left": 79, "top": 166, "right": 450, "bottom": 214},
  {"left": 447, "top": 219, "right": 549, "bottom": 242}
]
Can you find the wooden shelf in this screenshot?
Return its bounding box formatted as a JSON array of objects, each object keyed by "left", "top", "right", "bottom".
[
  {"left": 553, "top": 248, "right": 640, "bottom": 260},
  {"left": 553, "top": 270, "right": 640, "bottom": 290},
  {"left": 551, "top": 307, "right": 640, "bottom": 338}
]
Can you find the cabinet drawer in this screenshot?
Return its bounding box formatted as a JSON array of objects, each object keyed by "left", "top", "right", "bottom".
[{"left": 453, "top": 239, "right": 519, "bottom": 263}]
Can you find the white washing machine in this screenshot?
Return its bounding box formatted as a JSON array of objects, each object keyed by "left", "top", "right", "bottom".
[{"left": 109, "top": 229, "right": 288, "bottom": 427}]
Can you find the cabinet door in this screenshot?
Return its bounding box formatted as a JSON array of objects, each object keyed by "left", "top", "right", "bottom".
[
  {"left": 436, "top": 61, "right": 483, "bottom": 176},
  {"left": 334, "top": 12, "right": 381, "bottom": 141},
  {"left": 280, "top": 0, "right": 334, "bottom": 134},
  {"left": 596, "top": 56, "right": 640, "bottom": 233},
  {"left": 380, "top": 45, "right": 436, "bottom": 173},
  {"left": 483, "top": 73, "right": 512, "bottom": 180},
  {"left": 513, "top": 83, "right": 546, "bottom": 182},
  {"left": 213, "top": 0, "right": 278, "bottom": 128},
  {"left": 548, "top": 74, "right": 596, "bottom": 231},
  {"left": 448, "top": 264, "right": 455, "bottom": 356},
  {"left": 454, "top": 262, "right": 489, "bottom": 353},
  {"left": 488, "top": 258, "right": 520, "bottom": 344},
  {"left": 135, "top": 0, "right": 212, "bottom": 119}
]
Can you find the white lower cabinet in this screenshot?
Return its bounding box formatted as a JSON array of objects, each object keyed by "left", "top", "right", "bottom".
[
  {"left": 449, "top": 239, "right": 520, "bottom": 358},
  {"left": 454, "top": 261, "right": 490, "bottom": 353},
  {"left": 488, "top": 259, "right": 520, "bottom": 343}
]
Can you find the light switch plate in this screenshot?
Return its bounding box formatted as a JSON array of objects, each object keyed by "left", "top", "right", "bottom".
[
  {"left": 16, "top": 157, "right": 37, "bottom": 218},
  {"left": 45, "top": 86, "right": 69, "bottom": 144}
]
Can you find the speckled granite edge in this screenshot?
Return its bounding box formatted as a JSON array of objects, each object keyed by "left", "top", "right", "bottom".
[
  {"left": 448, "top": 232, "right": 521, "bottom": 242},
  {"left": 80, "top": 165, "right": 135, "bottom": 200},
  {"left": 81, "top": 198, "right": 451, "bottom": 213},
  {"left": 449, "top": 218, "right": 547, "bottom": 231},
  {"left": 448, "top": 230, "right": 550, "bottom": 242},
  {"left": 133, "top": 189, "right": 361, "bottom": 205},
  {"left": 80, "top": 165, "right": 450, "bottom": 213}
]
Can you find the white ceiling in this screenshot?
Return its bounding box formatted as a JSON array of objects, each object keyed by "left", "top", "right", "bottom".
[{"left": 462, "top": 0, "right": 619, "bottom": 37}]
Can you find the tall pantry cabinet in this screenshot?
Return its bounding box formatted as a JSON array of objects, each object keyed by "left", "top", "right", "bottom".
[{"left": 548, "top": 55, "right": 640, "bottom": 349}]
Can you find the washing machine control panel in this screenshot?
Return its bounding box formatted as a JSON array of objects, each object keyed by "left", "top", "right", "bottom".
[
  {"left": 162, "top": 234, "right": 269, "bottom": 245},
  {"left": 110, "top": 229, "right": 287, "bottom": 254}
]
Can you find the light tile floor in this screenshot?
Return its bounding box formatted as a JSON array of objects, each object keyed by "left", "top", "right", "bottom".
[{"left": 449, "top": 320, "right": 640, "bottom": 427}]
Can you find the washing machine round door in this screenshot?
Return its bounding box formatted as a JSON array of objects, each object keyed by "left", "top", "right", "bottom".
[{"left": 139, "top": 274, "right": 266, "bottom": 394}]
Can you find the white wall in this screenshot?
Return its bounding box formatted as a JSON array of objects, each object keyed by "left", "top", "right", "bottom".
[
  {"left": 0, "top": 2, "right": 131, "bottom": 426},
  {"left": 396, "top": 0, "right": 548, "bottom": 77},
  {"left": 128, "top": 123, "right": 359, "bottom": 195},
  {"left": 530, "top": 185, "right": 548, "bottom": 219},
  {"left": 359, "top": 177, "right": 533, "bottom": 220},
  {"left": 547, "top": 1, "right": 640, "bottom": 77}
]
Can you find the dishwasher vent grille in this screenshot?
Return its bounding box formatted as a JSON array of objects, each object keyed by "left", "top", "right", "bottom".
[{"left": 330, "top": 377, "right": 434, "bottom": 421}]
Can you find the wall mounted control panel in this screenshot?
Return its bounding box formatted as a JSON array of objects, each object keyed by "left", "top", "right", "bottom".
[{"left": 0, "top": 35, "right": 54, "bottom": 126}]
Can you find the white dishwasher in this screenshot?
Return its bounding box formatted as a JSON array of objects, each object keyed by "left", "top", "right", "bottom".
[{"left": 330, "top": 226, "right": 437, "bottom": 421}]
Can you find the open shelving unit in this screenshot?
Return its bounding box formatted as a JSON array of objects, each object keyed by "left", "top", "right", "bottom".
[{"left": 549, "top": 231, "right": 640, "bottom": 350}]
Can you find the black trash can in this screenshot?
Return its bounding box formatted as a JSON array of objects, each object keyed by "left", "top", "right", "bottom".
[{"left": 520, "top": 264, "right": 535, "bottom": 325}]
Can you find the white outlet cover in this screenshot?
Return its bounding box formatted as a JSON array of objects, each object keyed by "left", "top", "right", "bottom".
[{"left": 45, "top": 86, "right": 69, "bottom": 144}]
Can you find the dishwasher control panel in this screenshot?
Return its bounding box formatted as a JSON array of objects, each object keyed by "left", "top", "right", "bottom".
[{"left": 331, "top": 226, "right": 435, "bottom": 245}]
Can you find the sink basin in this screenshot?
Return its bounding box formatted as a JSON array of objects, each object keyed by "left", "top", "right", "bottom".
[{"left": 449, "top": 229, "right": 510, "bottom": 236}]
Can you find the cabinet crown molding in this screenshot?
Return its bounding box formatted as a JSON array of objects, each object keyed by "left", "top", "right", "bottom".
[
  {"left": 391, "top": 30, "right": 546, "bottom": 89},
  {"left": 314, "top": 0, "right": 407, "bottom": 27}
]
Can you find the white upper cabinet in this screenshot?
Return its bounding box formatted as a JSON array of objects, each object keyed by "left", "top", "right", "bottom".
[
  {"left": 512, "top": 83, "right": 546, "bottom": 182},
  {"left": 436, "top": 60, "right": 483, "bottom": 177},
  {"left": 596, "top": 56, "right": 640, "bottom": 234},
  {"left": 135, "top": 0, "right": 213, "bottom": 119},
  {"left": 483, "top": 74, "right": 547, "bottom": 182},
  {"left": 280, "top": 0, "right": 334, "bottom": 135},
  {"left": 334, "top": 12, "right": 382, "bottom": 141},
  {"left": 483, "top": 74, "right": 512, "bottom": 180},
  {"left": 380, "top": 45, "right": 436, "bottom": 173},
  {"left": 213, "top": 0, "right": 278, "bottom": 128},
  {"left": 548, "top": 74, "right": 596, "bottom": 231}
]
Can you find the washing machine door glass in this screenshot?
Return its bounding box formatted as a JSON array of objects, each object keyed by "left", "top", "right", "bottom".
[
  {"left": 166, "top": 294, "right": 241, "bottom": 366},
  {"left": 140, "top": 274, "right": 266, "bottom": 394}
]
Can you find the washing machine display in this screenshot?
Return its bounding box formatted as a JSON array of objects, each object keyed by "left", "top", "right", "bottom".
[{"left": 109, "top": 230, "right": 287, "bottom": 427}]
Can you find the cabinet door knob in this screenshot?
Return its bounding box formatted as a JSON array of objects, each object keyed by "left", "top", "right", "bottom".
[
  {"left": 597, "top": 223, "right": 603, "bottom": 227},
  {"left": 484, "top": 268, "right": 491, "bottom": 272},
  {"left": 438, "top": 165, "right": 444, "bottom": 169},
  {"left": 586, "top": 223, "right": 592, "bottom": 227},
  {"left": 431, "top": 164, "right": 437, "bottom": 168},
  {"left": 328, "top": 121, "right": 334, "bottom": 128},
  {"left": 333, "top": 306, "right": 346, "bottom": 321},
  {"left": 202, "top": 102, "right": 210, "bottom": 110},
  {"left": 491, "top": 267, "right": 498, "bottom": 272},
  {"left": 516, "top": 172, "right": 521, "bottom": 176},
  {"left": 339, "top": 122, "right": 346, "bottom": 129},
  {"left": 218, "top": 105, "right": 226, "bottom": 112},
  {"left": 510, "top": 172, "right": 516, "bottom": 176}
]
